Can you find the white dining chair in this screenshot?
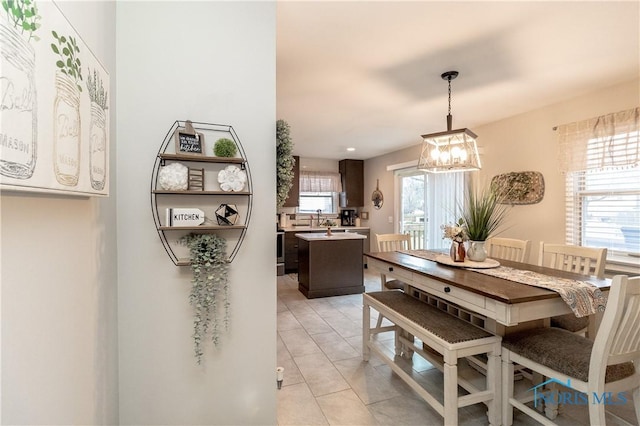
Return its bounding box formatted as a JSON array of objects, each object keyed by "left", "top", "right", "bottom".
[
  {"left": 374, "top": 233, "right": 411, "bottom": 329},
  {"left": 376, "top": 233, "right": 412, "bottom": 256},
  {"left": 473, "top": 238, "right": 535, "bottom": 383},
  {"left": 538, "top": 242, "right": 607, "bottom": 337},
  {"left": 501, "top": 274, "right": 640, "bottom": 426},
  {"left": 485, "top": 237, "right": 531, "bottom": 263}
]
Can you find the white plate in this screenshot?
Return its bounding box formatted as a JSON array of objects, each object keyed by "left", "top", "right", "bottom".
[{"left": 435, "top": 255, "right": 500, "bottom": 269}]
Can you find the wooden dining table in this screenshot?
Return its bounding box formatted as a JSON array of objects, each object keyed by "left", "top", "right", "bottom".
[{"left": 365, "top": 250, "right": 611, "bottom": 336}]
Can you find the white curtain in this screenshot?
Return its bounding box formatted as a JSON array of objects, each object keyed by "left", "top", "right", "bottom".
[
  {"left": 299, "top": 171, "right": 342, "bottom": 192},
  {"left": 428, "top": 172, "right": 466, "bottom": 249},
  {"left": 557, "top": 107, "right": 639, "bottom": 173}
]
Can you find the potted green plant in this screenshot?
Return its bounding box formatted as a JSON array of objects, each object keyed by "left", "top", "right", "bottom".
[
  {"left": 276, "top": 119, "right": 295, "bottom": 209},
  {"left": 179, "top": 233, "right": 230, "bottom": 364},
  {"left": 461, "top": 182, "right": 509, "bottom": 262},
  {"left": 214, "top": 138, "right": 237, "bottom": 157}
]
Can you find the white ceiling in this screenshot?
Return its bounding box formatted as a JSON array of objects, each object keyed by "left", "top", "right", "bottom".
[{"left": 276, "top": 1, "right": 640, "bottom": 160}]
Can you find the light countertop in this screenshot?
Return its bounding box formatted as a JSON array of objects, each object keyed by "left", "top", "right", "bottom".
[
  {"left": 283, "top": 226, "right": 369, "bottom": 232},
  {"left": 295, "top": 232, "right": 368, "bottom": 241}
]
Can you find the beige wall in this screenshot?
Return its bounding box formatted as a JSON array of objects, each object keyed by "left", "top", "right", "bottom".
[
  {"left": 1, "top": 2, "right": 119, "bottom": 424},
  {"left": 364, "top": 78, "right": 640, "bottom": 261},
  {"left": 116, "top": 2, "right": 276, "bottom": 424}
]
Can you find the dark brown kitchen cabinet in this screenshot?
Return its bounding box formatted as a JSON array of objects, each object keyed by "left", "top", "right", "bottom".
[
  {"left": 339, "top": 159, "right": 364, "bottom": 207},
  {"left": 283, "top": 156, "right": 300, "bottom": 207},
  {"left": 284, "top": 231, "right": 301, "bottom": 273}
]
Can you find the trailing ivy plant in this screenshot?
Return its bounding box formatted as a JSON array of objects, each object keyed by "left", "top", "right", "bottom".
[
  {"left": 2, "top": 0, "right": 40, "bottom": 41},
  {"left": 179, "top": 233, "right": 230, "bottom": 364},
  {"left": 51, "top": 30, "right": 83, "bottom": 92},
  {"left": 276, "top": 119, "right": 295, "bottom": 208}
]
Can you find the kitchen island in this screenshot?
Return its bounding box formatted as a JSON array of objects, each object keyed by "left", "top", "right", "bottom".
[
  {"left": 283, "top": 227, "right": 370, "bottom": 273},
  {"left": 296, "top": 232, "right": 366, "bottom": 298}
]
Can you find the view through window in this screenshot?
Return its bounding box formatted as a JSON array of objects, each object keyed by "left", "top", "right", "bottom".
[
  {"left": 397, "top": 169, "right": 465, "bottom": 250},
  {"left": 298, "top": 192, "right": 338, "bottom": 214},
  {"left": 565, "top": 131, "right": 640, "bottom": 257}
]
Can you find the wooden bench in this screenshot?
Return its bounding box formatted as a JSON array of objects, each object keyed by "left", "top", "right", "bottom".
[{"left": 363, "top": 291, "right": 502, "bottom": 425}]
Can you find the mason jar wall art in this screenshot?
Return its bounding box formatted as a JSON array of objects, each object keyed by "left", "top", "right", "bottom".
[
  {"left": 0, "top": 1, "right": 110, "bottom": 196},
  {"left": 51, "top": 31, "right": 82, "bottom": 186},
  {"left": 86, "top": 69, "right": 108, "bottom": 190},
  {"left": 0, "top": 5, "right": 40, "bottom": 180}
]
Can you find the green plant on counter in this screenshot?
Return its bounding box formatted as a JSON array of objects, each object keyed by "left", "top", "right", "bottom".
[
  {"left": 2, "top": 0, "right": 40, "bottom": 41},
  {"left": 276, "top": 119, "right": 295, "bottom": 208},
  {"left": 51, "top": 30, "right": 82, "bottom": 92},
  {"left": 214, "top": 138, "right": 237, "bottom": 157},
  {"left": 461, "top": 181, "right": 509, "bottom": 241},
  {"left": 179, "top": 233, "right": 230, "bottom": 364}
]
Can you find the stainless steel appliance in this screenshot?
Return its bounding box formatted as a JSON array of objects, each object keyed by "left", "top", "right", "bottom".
[
  {"left": 340, "top": 209, "right": 356, "bottom": 226},
  {"left": 277, "top": 231, "right": 285, "bottom": 275}
]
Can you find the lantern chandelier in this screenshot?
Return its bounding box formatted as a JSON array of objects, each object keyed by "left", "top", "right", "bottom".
[{"left": 417, "top": 71, "right": 481, "bottom": 173}]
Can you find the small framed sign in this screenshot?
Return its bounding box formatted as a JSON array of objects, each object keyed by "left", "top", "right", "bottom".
[{"left": 174, "top": 120, "right": 205, "bottom": 156}]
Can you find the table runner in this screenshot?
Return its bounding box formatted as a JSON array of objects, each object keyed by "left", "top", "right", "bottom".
[{"left": 397, "top": 250, "right": 606, "bottom": 317}]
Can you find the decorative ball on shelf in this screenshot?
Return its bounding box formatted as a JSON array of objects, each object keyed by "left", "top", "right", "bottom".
[
  {"left": 214, "top": 138, "right": 237, "bottom": 157},
  {"left": 217, "top": 165, "right": 247, "bottom": 192},
  {"left": 215, "top": 204, "right": 239, "bottom": 226},
  {"left": 158, "top": 162, "right": 189, "bottom": 190}
]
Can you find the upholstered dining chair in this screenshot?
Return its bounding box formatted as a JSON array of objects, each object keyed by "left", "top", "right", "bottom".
[
  {"left": 485, "top": 237, "right": 531, "bottom": 263},
  {"left": 501, "top": 274, "right": 640, "bottom": 426},
  {"left": 374, "top": 233, "right": 412, "bottom": 328},
  {"left": 538, "top": 242, "right": 607, "bottom": 337}
]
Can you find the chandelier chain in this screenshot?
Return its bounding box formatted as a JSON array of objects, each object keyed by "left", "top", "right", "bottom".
[{"left": 447, "top": 77, "right": 452, "bottom": 116}]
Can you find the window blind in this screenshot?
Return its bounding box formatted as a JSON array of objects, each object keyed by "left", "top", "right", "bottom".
[
  {"left": 558, "top": 108, "right": 639, "bottom": 173},
  {"left": 560, "top": 107, "right": 640, "bottom": 256}
]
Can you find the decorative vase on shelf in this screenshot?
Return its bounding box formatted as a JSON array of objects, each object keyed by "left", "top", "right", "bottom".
[
  {"left": 467, "top": 241, "right": 488, "bottom": 262},
  {"left": 326, "top": 227, "right": 332, "bottom": 236},
  {"left": 450, "top": 241, "right": 466, "bottom": 262}
]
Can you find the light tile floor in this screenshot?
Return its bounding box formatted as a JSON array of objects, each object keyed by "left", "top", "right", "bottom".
[{"left": 276, "top": 271, "right": 637, "bottom": 425}]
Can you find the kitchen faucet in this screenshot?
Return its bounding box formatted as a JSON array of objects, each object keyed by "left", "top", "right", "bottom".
[{"left": 316, "top": 209, "right": 322, "bottom": 226}]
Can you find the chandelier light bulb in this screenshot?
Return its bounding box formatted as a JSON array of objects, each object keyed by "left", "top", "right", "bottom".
[
  {"left": 450, "top": 146, "right": 462, "bottom": 159},
  {"left": 431, "top": 147, "right": 440, "bottom": 160}
]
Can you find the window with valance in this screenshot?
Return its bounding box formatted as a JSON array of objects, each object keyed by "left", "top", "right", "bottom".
[
  {"left": 298, "top": 171, "right": 342, "bottom": 214},
  {"left": 559, "top": 107, "right": 640, "bottom": 258}
]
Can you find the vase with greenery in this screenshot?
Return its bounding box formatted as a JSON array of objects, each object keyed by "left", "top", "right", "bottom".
[
  {"left": 442, "top": 220, "right": 467, "bottom": 262},
  {"left": 460, "top": 182, "right": 509, "bottom": 261},
  {"left": 179, "top": 233, "right": 230, "bottom": 364},
  {"left": 276, "top": 119, "right": 295, "bottom": 209}
]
